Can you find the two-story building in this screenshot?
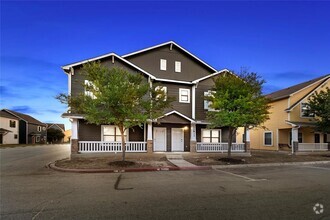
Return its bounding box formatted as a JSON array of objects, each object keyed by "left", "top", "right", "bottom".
[
  {"left": 250, "top": 74, "right": 330, "bottom": 152},
  {"left": 0, "top": 110, "right": 20, "bottom": 144},
  {"left": 1, "top": 109, "right": 47, "bottom": 144},
  {"left": 61, "top": 41, "right": 248, "bottom": 154}
]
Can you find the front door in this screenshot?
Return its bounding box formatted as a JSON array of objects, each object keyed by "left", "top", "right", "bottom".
[
  {"left": 314, "top": 133, "right": 320, "bottom": 143},
  {"left": 154, "top": 127, "right": 166, "bottom": 151},
  {"left": 171, "top": 128, "right": 184, "bottom": 152}
]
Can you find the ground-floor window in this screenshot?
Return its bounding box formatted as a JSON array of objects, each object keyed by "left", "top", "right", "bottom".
[
  {"left": 36, "top": 136, "right": 40, "bottom": 143},
  {"left": 201, "top": 129, "right": 221, "bottom": 143},
  {"left": 264, "top": 131, "right": 272, "bottom": 146},
  {"left": 102, "top": 125, "right": 127, "bottom": 141},
  {"left": 289, "top": 132, "right": 303, "bottom": 143}
]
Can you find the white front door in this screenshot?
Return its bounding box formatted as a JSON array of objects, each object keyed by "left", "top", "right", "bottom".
[
  {"left": 154, "top": 127, "right": 166, "bottom": 151},
  {"left": 171, "top": 128, "right": 184, "bottom": 152}
]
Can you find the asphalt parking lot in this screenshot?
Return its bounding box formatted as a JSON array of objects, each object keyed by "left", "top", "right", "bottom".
[{"left": 1, "top": 144, "right": 329, "bottom": 219}]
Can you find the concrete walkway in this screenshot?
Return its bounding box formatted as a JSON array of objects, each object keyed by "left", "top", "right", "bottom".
[{"left": 166, "top": 154, "right": 197, "bottom": 167}]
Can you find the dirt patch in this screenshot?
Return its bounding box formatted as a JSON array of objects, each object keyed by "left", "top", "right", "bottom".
[
  {"left": 185, "top": 151, "right": 330, "bottom": 166},
  {"left": 55, "top": 157, "right": 173, "bottom": 169}
]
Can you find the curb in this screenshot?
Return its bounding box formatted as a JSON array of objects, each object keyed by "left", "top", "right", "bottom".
[
  {"left": 211, "top": 160, "right": 330, "bottom": 169},
  {"left": 48, "top": 162, "right": 211, "bottom": 173}
]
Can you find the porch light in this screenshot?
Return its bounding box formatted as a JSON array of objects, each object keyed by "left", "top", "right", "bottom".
[{"left": 183, "top": 126, "right": 189, "bottom": 131}]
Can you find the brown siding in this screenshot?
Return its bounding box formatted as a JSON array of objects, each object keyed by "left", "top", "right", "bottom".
[
  {"left": 126, "top": 45, "right": 214, "bottom": 81},
  {"left": 71, "top": 57, "right": 149, "bottom": 98},
  {"left": 195, "top": 77, "right": 214, "bottom": 120},
  {"left": 158, "top": 113, "right": 190, "bottom": 124},
  {"left": 78, "top": 120, "right": 101, "bottom": 141},
  {"left": 129, "top": 125, "right": 145, "bottom": 141},
  {"left": 153, "top": 123, "right": 190, "bottom": 152}
]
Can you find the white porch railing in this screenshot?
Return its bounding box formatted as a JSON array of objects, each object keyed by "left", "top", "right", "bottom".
[
  {"left": 298, "top": 143, "right": 329, "bottom": 152},
  {"left": 196, "top": 143, "right": 245, "bottom": 152},
  {"left": 78, "top": 141, "right": 147, "bottom": 153}
]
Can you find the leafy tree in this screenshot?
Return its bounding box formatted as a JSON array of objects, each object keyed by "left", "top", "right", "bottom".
[
  {"left": 307, "top": 87, "right": 330, "bottom": 133},
  {"left": 47, "top": 128, "right": 65, "bottom": 143},
  {"left": 57, "top": 62, "right": 173, "bottom": 161},
  {"left": 206, "top": 70, "right": 270, "bottom": 158}
]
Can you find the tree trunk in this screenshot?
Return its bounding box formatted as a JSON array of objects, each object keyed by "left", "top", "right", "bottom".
[
  {"left": 227, "top": 127, "right": 237, "bottom": 158},
  {"left": 119, "top": 125, "right": 126, "bottom": 162}
]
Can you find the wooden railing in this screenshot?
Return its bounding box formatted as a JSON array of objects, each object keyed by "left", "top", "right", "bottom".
[
  {"left": 196, "top": 143, "right": 245, "bottom": 152},
  {"left": 78, "top": 141, "right": 147, "bottom": 153},
  {"left": 298, "top": 143, "right": 329, "bottom": 152}
]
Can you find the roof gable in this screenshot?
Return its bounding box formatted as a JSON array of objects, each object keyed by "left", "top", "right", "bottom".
[
  {"left": 0, "top": 110, "right": 19, "bottom": 120},
  {"left": 3, "top": 109, "right": 45, "bottom": 126},
  {"left": 266, "top": 74, "right": 329, "bottom": 101},
  {"left": 47, "top": 123, "right": 65, "bottom": 131},
  {"left": 157, "top": 110, "right": 195, "bottom": 123},
  {"left": 122, "top": 41, "right": 217, "bottom": 72}
]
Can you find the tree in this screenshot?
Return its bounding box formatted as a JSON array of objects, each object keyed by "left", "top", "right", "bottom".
[
  {"left": 47, "top": 128, "right": 65, "bottom": 143},
  {"left": 57, "top": 62, "right": 173, "bottom": 161},
  {"left": 206, "top": 70, "right": 270, "bottom": 158},
  {"left": 307, "top": 87, "right": 330, "bottom": 133}
]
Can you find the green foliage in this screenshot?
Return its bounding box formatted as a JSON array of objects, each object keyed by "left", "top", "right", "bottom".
[
  {"left": 307, "top": 87, "right": 330, "bottom": 133},
  {"left": 206, "top": 70, "right": 270, "bottom": 157},
  {"left": 56, "top": 62, "right": 174, "bottom": 161},
  {"left": 47, "top": 128, "right": 65, "bottom": 143}
]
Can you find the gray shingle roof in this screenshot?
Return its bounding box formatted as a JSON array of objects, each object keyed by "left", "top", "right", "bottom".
[{"left": 3, "top": 109, "right": 45, "bottom": 126}]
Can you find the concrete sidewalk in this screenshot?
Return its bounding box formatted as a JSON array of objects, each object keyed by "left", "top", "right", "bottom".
[{"left": 166, "top": 154, "right": 197, "bottom": 168}]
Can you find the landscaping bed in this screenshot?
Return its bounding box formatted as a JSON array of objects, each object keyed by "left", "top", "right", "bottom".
[
  {"left": 185, "top": 151, "right": 330, "bottom": 166},
  {"left": 55, "top": 157, "right": 174, "bottom": 169}
]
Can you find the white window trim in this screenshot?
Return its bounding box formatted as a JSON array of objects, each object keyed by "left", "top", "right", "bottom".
[
  {"left": 101, "top": 125, "right": 129, "bottom": 142},
  {"left": 264, "top": 131, "right": 273, "bottom": 146},
  {"left": 300, "top": 102, "right": 314, "bottom": 118},
  {"left": 160, "top": 59, "right": 167, "bottom": 71},
  {"left": 37, "top": 126, "right": 41, "bottom": 132},
  {"left": 201, "top": 129, "right": 221, "bottom": 143},
  {"left": 36, "top": 136, "right": 40, "bottom": 143},
  {"left": 155, "top": 86, "right": 167, "bottom": 101},
  {"left": 204, "top": 90, "right": 215, "bottom": 110},
  {"left": 84, "top": 80, "right": 96, "bottom": 99},
  {"left": 179, "top": 88, "right": 190, "bottom": 103},
  {"left": 175, "top": 61, "right": 181, "bottom": 73}
]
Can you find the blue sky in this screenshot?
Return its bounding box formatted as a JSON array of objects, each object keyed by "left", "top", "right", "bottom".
[{"left": 1, "top": 1, "right": 330, "bottom": 129}]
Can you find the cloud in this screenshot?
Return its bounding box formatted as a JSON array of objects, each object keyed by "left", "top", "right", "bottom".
[
  {"left": 10, "top": 105, "right": 39, "bottom": 114},
  {"left": 266, "top": 71, "right": 316, "bottom": 81},
  {"left": 45, "top": 109, "right": 63, "bottom": 114}
]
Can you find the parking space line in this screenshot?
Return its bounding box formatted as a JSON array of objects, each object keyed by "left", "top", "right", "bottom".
[
  {"left": 301, "top": 166, "right": 330, "bottom": 171},
  {"left": 215, "top": 169, "right": 267, "bottom": 182}
]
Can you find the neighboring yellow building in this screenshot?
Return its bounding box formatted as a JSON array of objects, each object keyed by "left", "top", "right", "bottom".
[{"left": 250, "top": 74, "right": 330, "bottom": 152}]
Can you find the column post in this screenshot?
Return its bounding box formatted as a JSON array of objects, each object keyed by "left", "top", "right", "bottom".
[
  {"left": 71, "top": 118, "right": 79, "bottom": 154},
  {"left": 190, "top": 122, "right": 197, "bottom": 152},
  {"left": 147, "top": 120, "right": 153, "bottom": 153},
  {"left": 245, "top": 127, "right": 251, "bottom": 153},
  {"left": 291, "top": 127, "right": 299, "bottom": 154}
]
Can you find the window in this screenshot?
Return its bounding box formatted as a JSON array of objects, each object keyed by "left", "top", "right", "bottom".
[
  {"left": 202, "top": 129, "right": 221, "bottom": 143},
  {"left": 14, "top": 134, "right": 18, "bottom": 139},
  {"left": 179, "top": 88, "right": 190, "bottom": 103},
  {"left": 9, "top": 120, "right": 16, "bottom": 128},
  {"left": 155, "top": 86, "right": 167, "bottom": 101},
  {"left": 36, "top": 136, "right": 40, "bottom": 143},
  {"left": 301, "top": 103, "right": 314, "bottom": 117},
  {"left": 160, "top": 59, "right": 167, "bottom": 71},
  {"left": 37, "top": 126, "right": 41, "bottom": 132},
  {"left": 85, "top": 80, "right": 96, "bottom": 99},
  {"left": 264, "top": 131, "right": 272, "bottom": 146},
  {"left": 175, "top": 61, "right": 181, "bottom": 72},
  {"left": 204, "top": 91, "right": 215, "bottom": 110},
  {"left": 102, "top": 126, "right": 127, "bottom": 142}
]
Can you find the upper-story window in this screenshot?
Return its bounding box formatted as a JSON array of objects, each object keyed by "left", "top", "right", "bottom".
[
  {"left": 301, "top": 103, "right": 314, "bottom": 117},
  {"left": 85, "top": 80, "right": 96, "bottom": 99},
  {"left": 175, "top": 61, "right": 181, "bottom": 72},
  {"left": 155, "top": 86, "right": 167, "bottom": 101},
  {"left": 37, "top": 126, "right": 42, "bottom": 132},
  {"left": 9, "top": 120, "right": 16, "bottom": 128},
  {"left": 204, "top": 90, "right": 215, "bottom": 111},
  {"left": 160, "top": 59, "right": 167, "bottom": 71},
  {"left": 179, "top": 88, "right": 190, "bottom": 103}
]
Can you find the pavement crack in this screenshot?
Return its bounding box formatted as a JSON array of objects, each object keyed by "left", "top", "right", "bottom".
[{"left": 114, "top": 174, "right": 133, "bottom": 190}]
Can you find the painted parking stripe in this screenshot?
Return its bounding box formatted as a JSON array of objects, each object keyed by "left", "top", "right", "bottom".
[
  {"left": 301, "top": 166, "right": 330, "bottom": 171},
  {"left": 215, "top": 169, "right": 267, "bottom": 182}
]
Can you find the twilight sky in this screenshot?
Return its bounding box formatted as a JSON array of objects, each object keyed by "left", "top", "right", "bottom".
[{"left": 1, "top": 1, "right": 330, "bottom": 129}]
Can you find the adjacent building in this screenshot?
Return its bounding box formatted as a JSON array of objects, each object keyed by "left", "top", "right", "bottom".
[
  {"left": 0, "top": 110, "right": 20, "bottom": 144},
  {"left": 250, "top": 74, "right": 330, "bottom": 152},
  {"left": 46, "top": 123, "right": 66, "bottom": 143}
]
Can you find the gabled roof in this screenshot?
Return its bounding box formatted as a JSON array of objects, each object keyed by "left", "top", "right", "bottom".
[
  {"left": 122, "top": 41, "right": 217, "bottom": 72},
  {"left": 2, "top": 109, "right": 45, "bottom": 126},
  {"left": 61, "top": 52, "right": 156, "bottom": 80},
  {"left": 266, "top": 74, "right": 330, "bottom": 101},
  {"left": 0, "top": 110, "right": 19, "bottom": 120},
  {"left": 47, "top": 123, "right": 65, "bottom": 131},
  {"left": 192, "top": 69, "right": 230, "bottom": 84},
  {"left": 156, "top": 110, "right": 195, "bottom": 123}
]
